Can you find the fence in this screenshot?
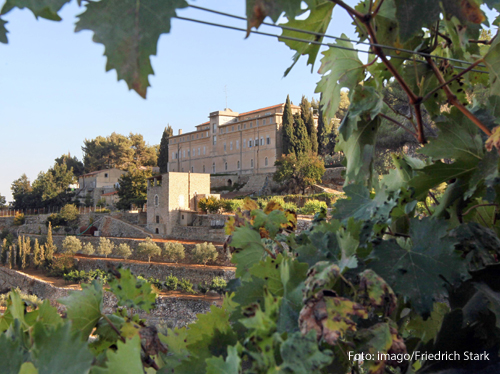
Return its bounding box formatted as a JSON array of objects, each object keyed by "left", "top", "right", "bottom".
[{"left": 0, "top": 206, "right": 113, "bottom": 217}]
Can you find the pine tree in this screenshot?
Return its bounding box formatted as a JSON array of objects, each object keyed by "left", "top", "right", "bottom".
[
  {"left": 45, "top": 222, "right": 55, "bottom": 263},
  {"left": 158, "top": 125, "right": 173, "bottom": 173},
  {"left": 282, "top": 95, "right": 296, "bottom": 155},
  {"left": 1, "top": 238, "right": 7, "bottom": 265},
  {"left": 293, "top": 114, "right": 311, "bottom": 155}
]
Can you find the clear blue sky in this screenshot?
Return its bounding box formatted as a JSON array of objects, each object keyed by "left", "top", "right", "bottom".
[{"left": 1, "top": 1, "right": 495, "bottom": 203}]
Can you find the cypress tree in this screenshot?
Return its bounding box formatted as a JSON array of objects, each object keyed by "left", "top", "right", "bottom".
[
  {"left": 17, "top": 236, "right": 22, "bottom": 269},
  {"left": 310, "top": 121, "right": 319, "bottom": 154},
  {"left": 293, "top": 114, "right": 311, "bottom": 155},
  {"left": 10, "top": 245, "right": 15, "bottom": 269},
  {"left": 158, "top": 125, "right": 173, "bottom": 174},
  {"left": 282, "top": 95, "right": 296, "bottom": 155},
  {"left": 33, "top": 239, "right": 41, "bottom": 268},
  {"left": 317, "top": 103, "right": 329, "bottom": 156},
  {"left": 45, "top": 222, "right": 55, "bottom": 263},
  {"left": 1, "top": 238, "right": 7, "bottom": 265},
  {"left": 300, "top": 96, "right": 313, "bottom": 136}
]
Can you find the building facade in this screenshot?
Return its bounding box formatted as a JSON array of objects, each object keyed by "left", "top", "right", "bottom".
[
  {"left": 167, "top": 103, "right": 309, "bottom": 175},
  {"left": 146, "top": 172, "right": 211, "bottom": 237},
  {"left": 76, "top": 168, "right": 125, "bottom": 206}
]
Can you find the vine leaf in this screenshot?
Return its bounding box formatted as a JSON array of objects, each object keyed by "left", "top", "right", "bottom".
[
  {"left": 355, "top": 323, "right": 393, "bottom": 374},
  {"left": 486, "top": 126, "right": 500, "bottom": 155},
  {"left": 0, "top": 333, "right": 23, "bottom": 374},
  {"left": 485, "top": 35, "right": 500, "bottom": 97},
  {"left": 107, "top": 268, "right": 156, "bottom": 312},
  {"left": 75, "top": 0, "right": 188, "bottom": 98},
  {"left": 279, "top": 0, "right": 334, "bottom": 76},
  {"left": 18, "top": 363, "right": 38, "bottom": 374},
  {"left": 158, "top": 327, "right": 189, "bottom": 370},
  {"left": 278, "top": 330, "right": 333, "bottom": 373},
  {"left": 358, "top": 270, "right": 397, "bottom": 314},
  {"left": 32, "top": 322, "right": 93, "bottom": 374},
  {"left": 231, "top": 224, "right": 267, "bottom": 280},
  {"left": 406, "top": 302, "right": 449, "bottom": 343},
  {"left": 316, "top": 35, "right": 365, "bottom": 121},
  {"left": 1, "top": 0, "right": 71, "bottom": 21},
  {"left": 91, "top": 335, "right": 143, "bottom": 374},
  {"left": 206, "top": 345, "right": 241, "bottom": 374},
  {"left": 369, "top": 218, "right": 469, "bottom": 316},
  {"left": 394, "top": 0, "right": 440, "bottom": 41},
  {"left": 246, "top": 0, "right": 302, "bottom": 33},
  {"left": 58, "top": 281, "right": 103, "bottom": 340},
  {"left": 0, "top": 18, "right": 7, "bottom": 44}
]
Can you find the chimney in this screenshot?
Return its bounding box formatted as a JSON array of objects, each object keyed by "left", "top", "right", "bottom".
[{"left": 178, "top": 129, "right": 183, "bottom": 135}]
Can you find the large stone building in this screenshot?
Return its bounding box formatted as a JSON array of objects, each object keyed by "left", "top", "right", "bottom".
[
  {"left": 146, "top": 172, "right": 212, "bottom": 237},
  {"left": 76, "top": 168, "right": 125, "bottom": 206},
  {"left": 167, "top": 103, "right": 312, "bottom": 175}
]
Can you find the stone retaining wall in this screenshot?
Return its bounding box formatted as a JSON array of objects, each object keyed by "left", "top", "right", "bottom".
[
  {"left": 0, "top": 266, "right": 214, "bottom": 328},
  {"left": 169, "top": 226, "right": 227, "bottom": 243},
  {"left": 75, "top": 257, "right": 235, "bottom": 285}
]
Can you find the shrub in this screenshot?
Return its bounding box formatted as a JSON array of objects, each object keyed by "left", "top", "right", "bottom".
[
  {"left": 210, "top": 277, "right": 227, "bottom": 295},
  {"left": 163, "top": 242, "right": 185, "bottom": 263},
  {"left": 220, "top": 199, "right": 243, "bottom": 213},
  {"left": 192, "top": 242, "right": 218, "bottom": 266},
  {"left": 0, "top": 287, "right": 41, "bottom": 307},
  {"left": 81, "top": 242, "right": 95, "bottom": 255},
  {"left": 164, "top": 274, "right": 179, "bottom": 291},
  {"left": 299, "top": 199, "right": 328, "bottom": 215},
  {"left": 198, "top": 196, "right": 222, "bottom": 213},
  {"left": 46, "top": 255, "right": 75, "bottom": 277},
  {"left": 147, "top": 277, "right": 163, "bottom": 290},
  {"left": 62, "top": 236, "right": 82, "bottom": 255},
  {"left": 96, "top": 198, "right": 107, "bottom": 208},
  {"left": 115, "top": 243, "right": 132, "bottom": 259},
  {"left": 179, "top": 278, "right": 194, "bottom": 293},
  {"left": 137, "top": 237, "right": 161, "bottom": 262},
  {"left": 60, "top": 204, "right": 79, "bottom": 222},
  {"left": 13, "top": 212, "right": 25, "bottom": 226},
  {"left": 198, "top": 282, "right": 209, "bottom": 294},
  {"left": 63, "top": 269, "right": 112, "bottom": 284},
  {"left": 97, "top": 237, "right": 114, "bottom": 258},
  {"left": 46, "top": 213, "right": 66, "bottom": 227}
]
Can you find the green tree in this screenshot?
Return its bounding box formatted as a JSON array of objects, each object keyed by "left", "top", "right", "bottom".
[
  {"left": 158, "top": 125, "right": 173, "bottom": 173},
  {"left": 33, "top": 239, "right": 43, "bottom": 267},
  {"left": 192, "top": 242, "right": 218, "bottom": 266},
  {"left": 45, "top": 222, "right": 56, "bottom": 263},
  {"left": 97, "top": 237, "right": 114, "bottom": 258},
  {"left": 317, "top": 102, "right": 330, "bottom": 156},
  {"left": 281, "top": 95, "right": 296, "bottom": 155},
  {"left": 81, "top": 242, "right": 95, "bottom": 256},
  {"left": 292, "top": 114, "right": 311, "bottom": 155},
  {"left": 1, "top": 238, "right": 7, "bottom": 265},
  {"left": 116, "top": 167, "right": 152, "bottom": 210},
  {"left": 59, "top": 204, "right": 79, "bottom": 222},
  {"left": 11, "top": 174, "right": 33, "bottom": 209},
  {"left": 62, "top": 236, "right": 82, "bottom": 255},
  {"left": 274, "top": 152, "right": 325, "bottom": 194},
  {"left": 115, "top": 243, "right": 132, "bottom": 259},
  {"left": 137, "top": 237, "right": 161, "bottom": 262},
  {"left": 55, "top": 153, "right": 85, "bottom": 177},
  {"left": 0, "top": 193, "right": 6, "bottom": 208},
  {"left": 300, "top": 95, "right": 313, "bottom": 134},
  {"left": 163, "top": 242, "right": 185, "bottom": 263}
]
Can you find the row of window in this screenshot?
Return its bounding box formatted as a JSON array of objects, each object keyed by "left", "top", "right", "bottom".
[
  {"left": 174, "top": 157, "right": 270, "bottom": 173},
  {"left": 217, "top": 117, "right": 273, "bottom": 134}
]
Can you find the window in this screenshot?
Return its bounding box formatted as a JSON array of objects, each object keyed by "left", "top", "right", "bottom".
[
  {"left": 238, "top": 125, "right": 240, "bottom": 130},
  {"left": 203, "top": 165, "right": 205, "bottom": 172},
  {"left": 236, "top": 140, "right": 239, "bottom": 149},
  {"left": 182, "top": 168, "right": 184, "bottom": 172},
  {"left": 244, "top": 124, "right": 246, "bottom": 129},
  {"left": 193, "top": 148, "right": 195, "bottom": 156},
  {"left": 262, "top": 119, "right": 266, "bottom": 126},
  {"left": 237, "top": 160, "right": 240, "bottom": 169},
  {"left": 250, "top": 122, "right": 253, "bottom": 128},
  {"left": 251, "top": 159, "right": 254, "bottom": 168},
  {"left": 192, "top": 135, "right": 194, "bottom": 140},
  {"left": 213, "top": 124, "right": 216, "bottom": 132},
  {"left": 248, "top": 140, "right": 252, "bottom": 148},
  {"left": 203, "top": 146, "right": 206, "bottom": 155},
  {"left": 265, "top": 157, "right": 268, "bottom": 166},
  {"left": 104, "top": 173, "right": 108, "bottom": 178},
  {"left": 230, "top": 141, "right": 233, "bottom": 151},
  {"left": 232, "top": 126, "right": 234, "bottom": 131},
  {"left": 155, "top": 228, "right": 159, "bottom": 234},
  {"left": 269, "top": 118, "right": 273, "bottom": 124},
  {"left": 183, "top": 150, "right": 185, "bottom": 158},
  {"left": 260, "top": 137, "right": 264, "bottom": 146},
  {"left": 191, "top": 166, "right": 194, "bottom": 172},
  {"left": 243, "top": 139, "right": 246, "bottom": 148},
  {"left": 224, "top": 142, "right": 226, "bottom": 152},
  {"left": 198, "top": 147, "right": 200, "bottom": 155},
  {"left": 267, "top": 136, "right": 270, "bottom": 145},
  {"left": 172, "top": 151, "right": 175, "bottom": 159},
  {"left": 197, "top": 134, "right": 199, "bottom": 139},
  {"left": 255, "top": 137, "right": 258, "bottom": 146},
  {"left": 212, "top": 163, "right": 216, "bottom": 173},
  {"left": 206, "top": 131, "right": 208, "bottom": 137},
  {"left": 154, "top": 195, "right": 159, "bottom": 206},
  {"left": 188, "top": 150, "right": 190, "bottom": 157},
  {"left": 225, "top": 162, "right": 228, "bottom": 171},
  {"left": 213, "top": 135, "right": 217, "bottom": 145},
  {"left": 156, "top": 215, "right": 160, "bottom": 224},
  {"left": 256, "top": 120, "right": 259, "bottom": 126}
]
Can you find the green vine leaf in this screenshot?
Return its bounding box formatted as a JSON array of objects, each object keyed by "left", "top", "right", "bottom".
[
  {"left": 369, "top": 218, "right": 469, "bottom": 316},
  {"left": 230, "top": 224, "right": 267, "bottom": 280},
  {"left": 19, "top": 362, "right": 38, "bottom": 374},
  {"left": 316, "top": 34, "right": 365, "bottom": 121},
  {"left": 32, "top": 322, "right": 93, "bottom": 374},
  {"left": 108, "top": 268, "right": 156, "bottom": 312},
  {"left": 91, "top": 335, "right": 143, "bottom": 374},
  {"left": 394, "top": 0, "right": 440, "bottom": 41},
  {"left": 0, "top": 17, "right": 8, "bottom": 43},
  {"left": 0, "top": 333, "right": 24, "bottom": 374},
  {"left": 246, "top": 0, "right": 302, "bottom": 32},
  {"left": 206, "top": 345, "right": 242, "bottom": 374},
  {"left": 279, "top": 0, "right": 334, "bottom": 76},
  {"left": 75, "top": 0, "right": 188, "bottom": 98},
  {"left": 1, "top": 0, "right": 71, "bottom": 21},
  {"left": 58, "top": 280, "right": 103, "bottom": 340}
]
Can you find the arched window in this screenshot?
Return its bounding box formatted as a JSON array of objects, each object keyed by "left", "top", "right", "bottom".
[
  {"left": 212, "top": 163, "right": 216, "bottom": 173},
  {"left": 265, "top": 157, "right": 268, "bottom": 166},
  {"left": 237, "top": 160, "right": 240, "bottom": 169},
  {"left": 225, "top": 162, "right": 228, "bottom": 171},
  {"left": 191, "top": 166, "right": 194, "bottom": 172},
  {"left": 154, "top": 195, "right": 159, "bottom": 206},
  {"left": 251, "top": 159, "right": 254, "bottom": 168}
]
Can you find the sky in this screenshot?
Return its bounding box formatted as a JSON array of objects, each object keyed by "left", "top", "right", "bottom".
[{"left": 0, "top": 0, "right": 361, "bottom": 202}]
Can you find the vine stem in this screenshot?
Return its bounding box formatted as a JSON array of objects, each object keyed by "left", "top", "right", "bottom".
[
  {"left": 425, "top": 57, "right": 492, "bottom": 136},
  {"left": 422, "top": 58, "right": 485, "bottom": 103},
  {"left": 462, "top": 203, "right": 498, "bottom": 216},
  {"left": 372, "top": 0, "right": 385, "bottom": 18},
  {"left": 102, "top": 314, "right": 126, "bottom": 343}
]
